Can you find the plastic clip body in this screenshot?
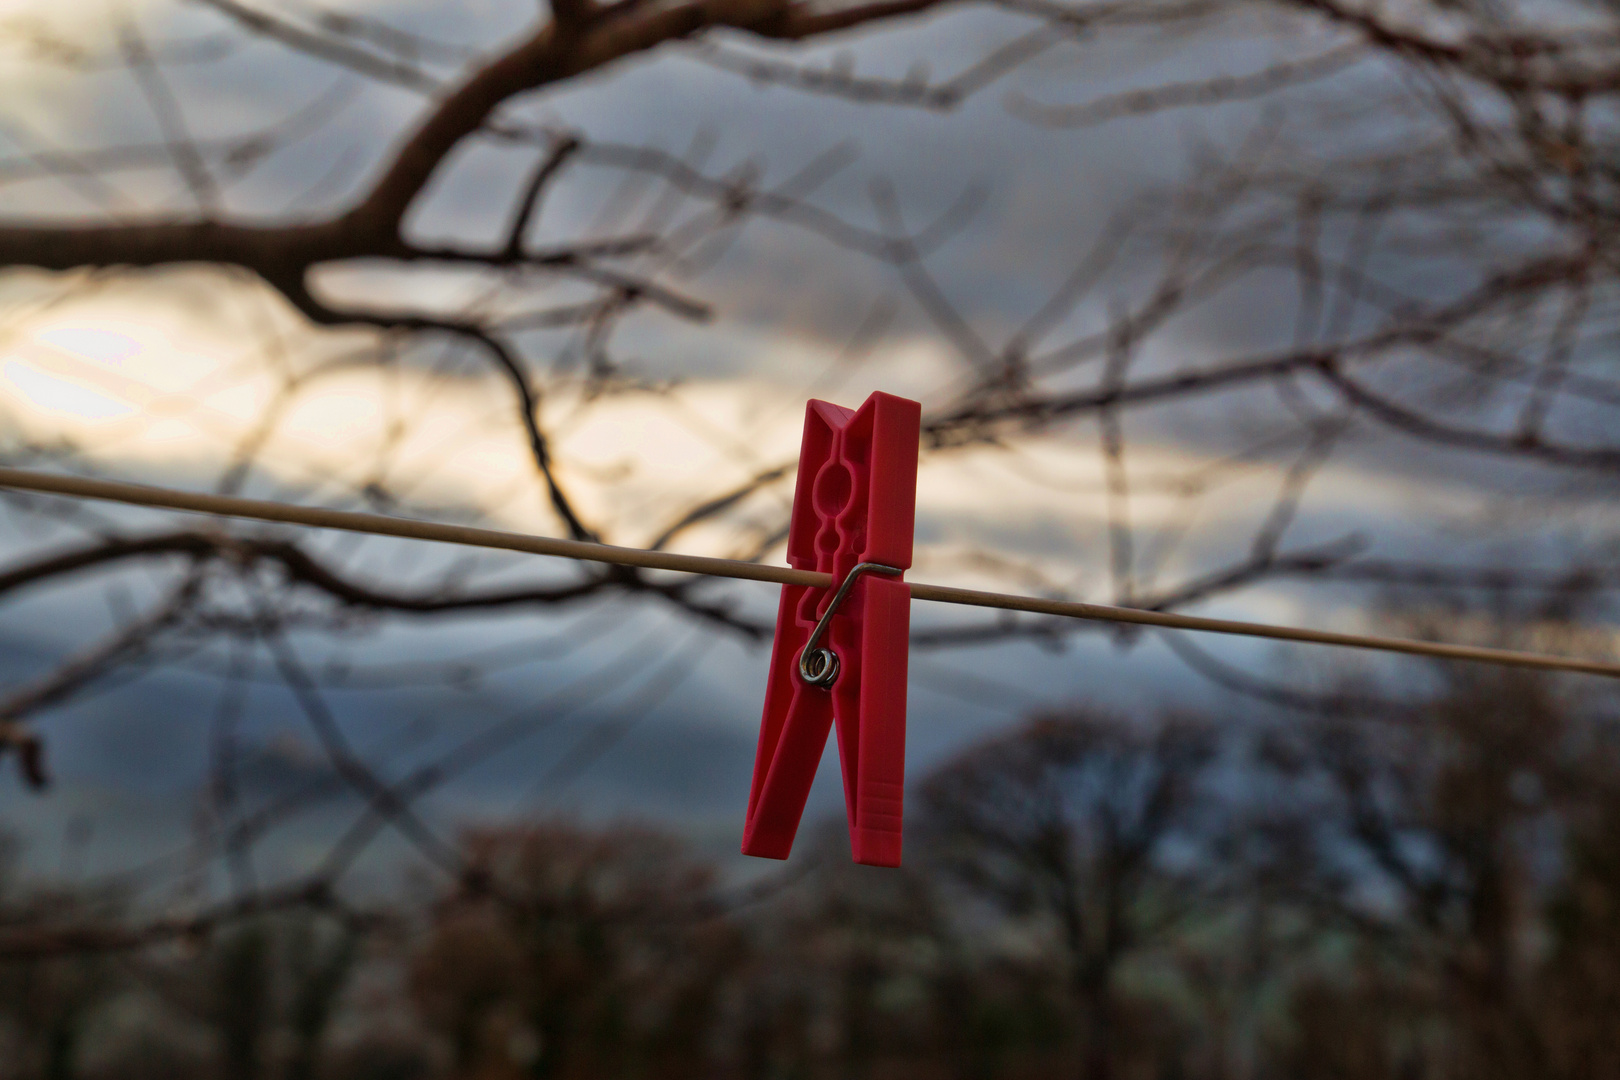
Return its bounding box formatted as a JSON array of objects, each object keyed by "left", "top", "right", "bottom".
[{"left": 742, "top": 392, "right": 920, "bottom": 867}]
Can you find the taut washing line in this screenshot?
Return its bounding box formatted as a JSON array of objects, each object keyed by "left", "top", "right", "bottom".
[{"left": 0, "top": 464, "right": 1615, "bottom": 680}]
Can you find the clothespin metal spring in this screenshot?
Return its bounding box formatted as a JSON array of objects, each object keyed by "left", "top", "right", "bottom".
[{"left": 797, "top": 561, "right": 904, "bottom": 688}]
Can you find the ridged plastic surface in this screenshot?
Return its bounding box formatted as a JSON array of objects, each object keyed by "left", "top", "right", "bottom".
[{"left": 742, "top": 392, "right": 920, "bottom": 867}]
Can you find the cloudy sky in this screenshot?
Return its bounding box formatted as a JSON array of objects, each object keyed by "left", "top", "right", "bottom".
[{"left": 1, "top": 0, "right": 1613, "bottom": 897}]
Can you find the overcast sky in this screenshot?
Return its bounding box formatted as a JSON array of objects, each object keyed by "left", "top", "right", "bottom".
[{"left": 1, "top": 0, "right": 1615, "bottom": 895}]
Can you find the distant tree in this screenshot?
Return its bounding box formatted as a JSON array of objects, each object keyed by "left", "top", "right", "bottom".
[
  {"left": 721, "top": 822, "right": 979, "bottom": 1079},
  {"left": 409, "top": 822, "right": 739, "bottom": 1080},
  {"left": 1279, "top": 666, "right": 1620, "bottom": 1078},
  {"left": 915, "top": 711, "right": 1216, "bottom": 1080},
  {"left": 1540, "top": 755, "right": 1620, "bottom": 1079}
]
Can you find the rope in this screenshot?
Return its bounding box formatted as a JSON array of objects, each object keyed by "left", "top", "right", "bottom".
[{"left": 2, "top": 466, "right": 1617, "bottom": 680}]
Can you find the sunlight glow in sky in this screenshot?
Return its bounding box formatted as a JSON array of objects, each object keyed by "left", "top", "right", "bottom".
[
  {"left": 4, "top": 359, "right": 134, "bottom": 421},
  {"left": 0, "top": 268, "right": 1471, "bottom": 638}
]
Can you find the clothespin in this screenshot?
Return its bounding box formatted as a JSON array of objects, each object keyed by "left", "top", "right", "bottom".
[{"left": 742, "top": 392, "right": 920, "bottom": 867}]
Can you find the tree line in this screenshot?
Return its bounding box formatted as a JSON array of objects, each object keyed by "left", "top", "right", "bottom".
[{"left": 2, "top": 664, "right": 1617, "bottom": 1080}]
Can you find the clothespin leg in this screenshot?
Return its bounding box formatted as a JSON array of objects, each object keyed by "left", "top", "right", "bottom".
[
  {"left": 741, "top": 585, "right": 831, "bottom": 860},
  {"left": 850, "top": 575, "right": 909, "bottom": 867}
]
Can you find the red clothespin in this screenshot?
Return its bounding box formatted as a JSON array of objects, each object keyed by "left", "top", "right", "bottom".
[{"left": 742, "top": 392, "right": 920, "bottom": 867}]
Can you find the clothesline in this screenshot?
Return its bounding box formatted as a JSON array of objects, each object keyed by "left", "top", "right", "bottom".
[{"left": 0, "top": 465, "right": 1616, "bottom": 679}]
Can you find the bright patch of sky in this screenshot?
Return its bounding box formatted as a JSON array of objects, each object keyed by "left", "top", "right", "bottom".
[{"left": 0, "top": 0, "right": 1613, "bottom": 884}]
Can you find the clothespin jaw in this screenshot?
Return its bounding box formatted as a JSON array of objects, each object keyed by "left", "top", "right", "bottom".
[{"left": 742, "top": 392, "right": 920, "bottom": 867}]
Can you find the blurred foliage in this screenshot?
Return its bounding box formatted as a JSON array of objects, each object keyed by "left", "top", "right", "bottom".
[{"left": 2, "top": 673, "right": 1620, "bottom": 1079}]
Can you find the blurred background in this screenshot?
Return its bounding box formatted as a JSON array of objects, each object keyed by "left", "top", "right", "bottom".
[{"left": 1, "top": 0, "right": 1619, "bottom": 1075}]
